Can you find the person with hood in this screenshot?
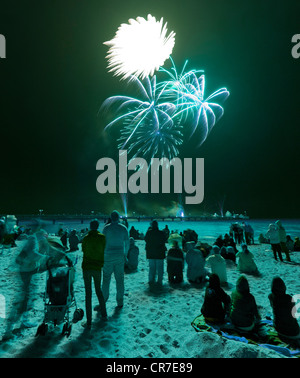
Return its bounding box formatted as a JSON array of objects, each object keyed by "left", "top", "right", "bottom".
[
  {"left": 265, "top": 224, "right": 283, "bottom": 261},
  {"left": 82, "top": 219, "right": 107, "bottom": 327},
  {"left": 201, "top": 274, "right": 231, "bottom": 324},
  {"left": 236, "top": 244, "right": 259, "bottom": 275},
  {"left": 145, "top": 220, "right": 167, "bottom": 286},
  {"left": 166, "top": 240, "right": 184, "bottom": 283},
  {"left": 206, "top": 245, "right": 228, "bottom": 285},
  {"left": 102, "top": 210, "right": 129, "bottom": 308},
  {"left": 286, "top": 235, "right": 294, "bottom": 252},
  {"left": 125, "top": 237, "right": 139, "bottom": 271},
  {"left": 275, "top": 220, "right": 291, "bottom": 261},
  {"left": 69, "top": 229, "right": 80, "bottom": 252},
  {"left": 185, "top": 241, "right": 207, "bottom": 284},
  {"left": 230, "top": 275, "right": 261, "bottom": 331},
  {"left": 268, "top": 277, "right": 300, "bottom": 345}
]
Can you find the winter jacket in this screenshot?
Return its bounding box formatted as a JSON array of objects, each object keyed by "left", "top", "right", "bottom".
[
  {"left": 82, "top": 230, "right": 106, "bottom": 271},
  {"left": 15, "top": 235, "right": 46, "bottom": 272},
  {"left": 265, "top": 224, "right": 280, "bottom": 244},
  {"left": 201, "top": 274, "right": 231, "bottom": 322},
  {"left": 230, "top": 276, "right": 260, "bottom": 328},
  {"left": 236, "top": 250, "right": 258, "bottom": 274},
  {"left": 145, "top": 227, "right": 167, "bottom": 259},
  {"left": 269, "top": 277, "right": 300, "bottom": 337},
  {"left": 206, "top": 246, "right": 227, "bottom": 284},
  {"left": 186, "top": 247, "right": 206, "bottom": 281},
  {"left": 167, "top": 246, "right": 184, "bottom": 275},
  {"left": 102, "top": 221, "right": 129, "bottom": 261},
  {"left": 275, "top": 220, "right": 287, "bottom": 243}
]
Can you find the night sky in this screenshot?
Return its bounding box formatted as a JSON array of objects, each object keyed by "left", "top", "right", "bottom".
[{"left": 1, "top": 0, "right": 299, "bottom": 218}]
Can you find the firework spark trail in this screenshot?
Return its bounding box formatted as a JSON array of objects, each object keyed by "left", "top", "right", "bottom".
[{"left": 102, "top": 15, "right": 230, "bottom": 161}]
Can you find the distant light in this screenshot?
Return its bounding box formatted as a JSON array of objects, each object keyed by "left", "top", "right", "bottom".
[{"left": 104, "top": 14, "right": 175, "bottom": 80}]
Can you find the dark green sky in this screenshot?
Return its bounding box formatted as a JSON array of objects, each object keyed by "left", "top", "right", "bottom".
[{"left": 0, "top": 0, "right": 299, "bottom": 218}]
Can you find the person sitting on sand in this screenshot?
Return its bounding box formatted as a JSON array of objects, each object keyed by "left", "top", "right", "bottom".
[
  {"left": 268, "top": 276, "right": 300, "bottom": 346},
  {"left": 185, "top": 241, "right": 207, "bottom": 284},
  {"left": 220, "top": 246, "right": 236, "bottom": 264},
  {"left": 206, "top": 245, "right": 228, "bottom": 285},
  {"left": 69, "top": 229, "right": 80, "bottom": 252},
  {"left": 230, "top": 275, "right": 261, "bottom": 332},
  {"left": 125, "top": 237, "right": 139, "bottom": 271},
  {"left": 201, "top": 274, "right": 231, "bottom": 324},
  {"left": 167, "top": 240, "right": 184, "bottom": 283},
  {"left": 265, "top": 224, "right": 283, "bottom": 261},
  {"left": 275, "top": 220, "right": 291, "bottom": 262},
  {"left": 258, "top": 233, "right": 269, "bottom": 244},
  {"left": 286, "top": 235, "right": 294, "bottom": 252},
  {"left": 293, "top": 236, "right": 300, "bottom": 251},
  {"left": 236, "top": 244, "right": 259, "bottom": 275}
]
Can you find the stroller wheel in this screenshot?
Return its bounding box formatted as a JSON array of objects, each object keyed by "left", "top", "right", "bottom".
[
  {"left": 36, "top": 323, "right": 48, "bottom": 337},
  {"left": 72, "top": 308, "right": 84, "bottom": 323},
  {"left": 62, "top": 322, "right": 72, "bottom": 337}
]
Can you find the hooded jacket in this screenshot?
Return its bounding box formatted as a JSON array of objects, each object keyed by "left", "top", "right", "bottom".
[
  {"left": 230, "top": 276, "right": 260, "bottom": 327},
  {"left": 265, "top": 224, "right": 280, "bottom": 244},
  {"left": 275, "top": 220, "right": 287, "bottom": 243},
  {"left": 268, "top": 277, "right": 300, "bottom": 337},
  {"left": 206, "top": 245, "right": 227, "bottom": 284}
]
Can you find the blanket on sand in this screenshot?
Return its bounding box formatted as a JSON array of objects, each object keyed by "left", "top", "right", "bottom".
[{"left": 191, "top": 314, "right": 300, "bottom": 358}]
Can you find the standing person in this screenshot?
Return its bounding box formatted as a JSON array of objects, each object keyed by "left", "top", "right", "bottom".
[
  {"left": 265, "top": 224, "right": 283, "bottom": 261},
  {"left": 185, "top": 241, "right": 207, "bottom": 284},
  {"left": 81, "top": 219, "right": 107, "bottom": 328},
  {"left": 145, "top": 220, "right": 167, "bottom": 287},
  {"left": 3, "top": 229, "right": 61, "bottom": 340},
  {"left": 69, "top": 229, "right": 80, "bottom": 252},
  {"left": 166, "top": 240, "right": 184, "bottom": 283},
  {"left": 102, "top": 211, "right": 129, "bottom": 309},
  {"left": 275, "top": 220, "right": 291, "bottom": 262}
]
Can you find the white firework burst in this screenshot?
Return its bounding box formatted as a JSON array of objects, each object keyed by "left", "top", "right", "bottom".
[{"left": 104, "top": 14, "right": 175, "bottom": 80}]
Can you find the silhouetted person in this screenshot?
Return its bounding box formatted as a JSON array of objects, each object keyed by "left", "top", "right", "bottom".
[
  {"left": 201, "top": 274, "right": 231, "bottom": 324},
  {"left": 145, "top": 220, "right": 167, "bottom": 287},
  {"left": 230, "top": 275, "right": 261, "bottom": 332},
  {"left": 102, "top": 210, "right": 129, "bottom": 308},
  {"left": 268, "top": 276, "right": 300, "bottom": 345},
  {"left": 82, "top": 219, "right": 107, "bottom": 328},
  {"left": 167, "top": 240, "right": 184, "bottom": 283}
]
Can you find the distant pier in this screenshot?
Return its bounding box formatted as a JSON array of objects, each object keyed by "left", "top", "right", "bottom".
[{"left": 12, "top": 214, "right": 249, "bottom": 225}]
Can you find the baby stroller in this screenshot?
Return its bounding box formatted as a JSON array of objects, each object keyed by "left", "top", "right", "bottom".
[{"left": 36, "top": 254, "right": 84, "bottom": 337}]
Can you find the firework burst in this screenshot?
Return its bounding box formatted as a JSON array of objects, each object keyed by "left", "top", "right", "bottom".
[{"left": 104, "top": 14, "right": 175, "bottom": 80}]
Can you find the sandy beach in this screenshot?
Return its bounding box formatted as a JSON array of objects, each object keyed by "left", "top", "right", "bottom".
[{"left": 0, "top": 232, "right": 299, "bottom": 359}]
